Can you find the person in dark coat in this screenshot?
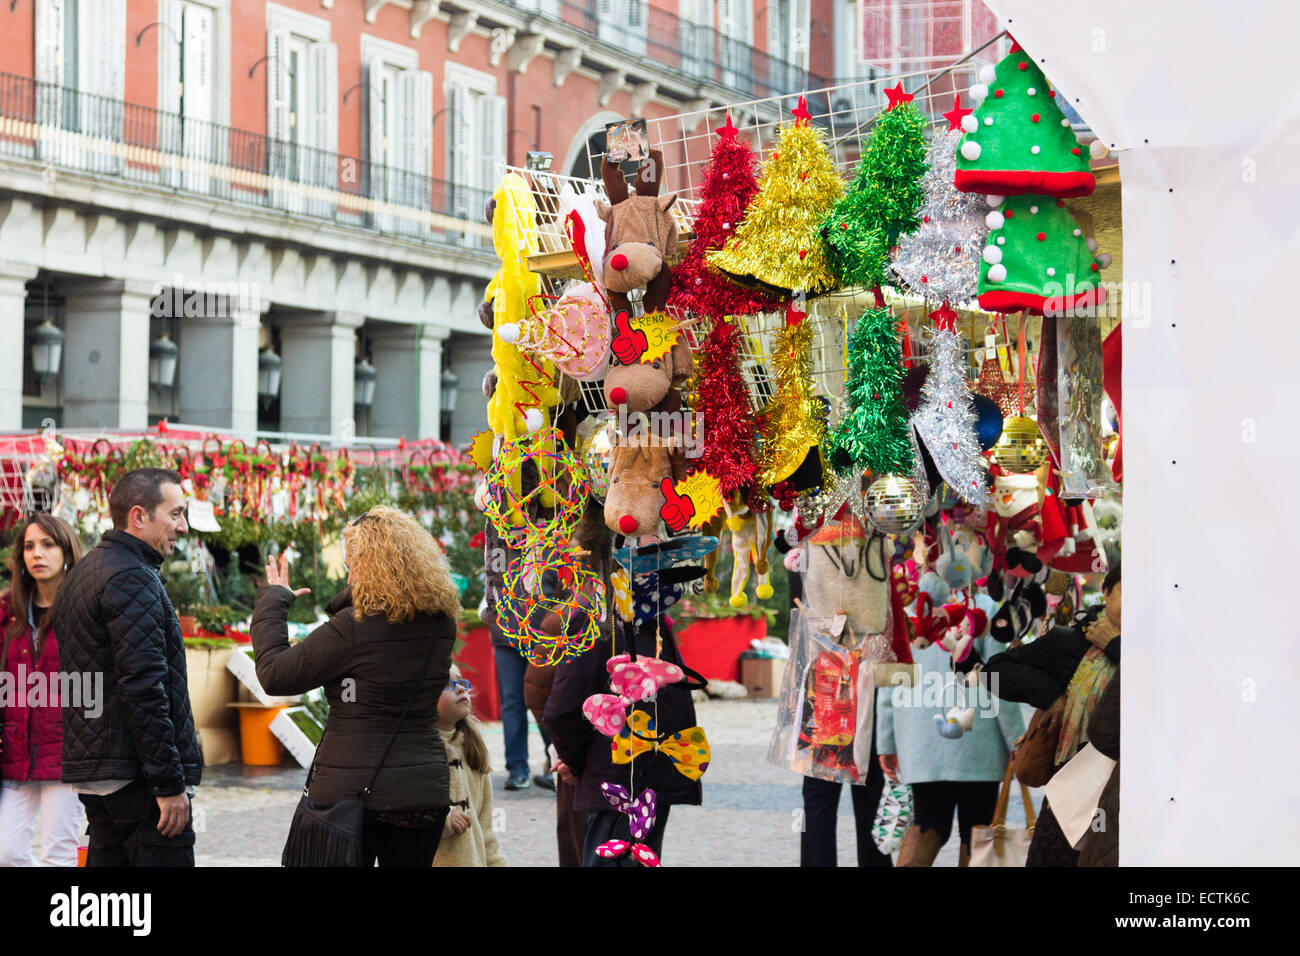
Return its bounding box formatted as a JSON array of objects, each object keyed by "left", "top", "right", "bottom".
[
  {"left": 53, "top": 468, "right": 200, "bottom": 867},
  {"left": 252, "top": 507, "right": 460, "bottom": 867},
  {"left": 982, "top": 562, "right": 1121, "bottom": 867},
  {"left": 525, "top": 662, "right": 584, "bottom": 866},
  {"left": 544, "top": 616, "right": 702, "bottom": 866},
  {"left": 1077, "top": 670, "right": 1119, "bottom": 866}
]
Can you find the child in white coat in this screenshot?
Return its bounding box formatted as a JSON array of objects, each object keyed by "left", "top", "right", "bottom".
[{"left": 433, "top": 665, "right": 507, "bottom": 867}]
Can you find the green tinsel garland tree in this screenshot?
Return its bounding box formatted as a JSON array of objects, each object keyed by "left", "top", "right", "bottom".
[
  {"left": 827, "top": 306, "right": 915, "bottom": 475},
  {"left": 821, "top": 95, "right": 928, "bottom": 290}
]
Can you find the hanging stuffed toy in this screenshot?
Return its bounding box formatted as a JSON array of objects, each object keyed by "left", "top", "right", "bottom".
[
  {"left": 725, "top": 504, "right": 774, "bottom": 608},
  {"left": 596, "top": 148, "right": 678, "bottom": 318},
  {"left": 483, "top": 174, "right": 562, "bottom": 520}
]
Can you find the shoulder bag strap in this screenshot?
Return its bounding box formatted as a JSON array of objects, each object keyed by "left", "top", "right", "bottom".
[
  {"left": 990, "top": 759, "right": 1016, "bottom": 828},
  {"left": 362, "top": 634, "right": 439, "bottom": 798},
  {"left": 1021, "top": 780, "right": 1037, "bottom": 829}
]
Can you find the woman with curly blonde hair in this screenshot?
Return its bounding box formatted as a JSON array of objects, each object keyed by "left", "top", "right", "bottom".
[{"left": 252, "top": 507, "right": 461, "bottom": 867}]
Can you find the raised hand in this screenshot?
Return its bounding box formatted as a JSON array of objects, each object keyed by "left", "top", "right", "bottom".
[
  {"left": 658, "top": 477, "right": 695, "bottom": 533},
  {"left": 610, "top": 310, "right": 648, "bottom": 365},
  {"left": 264, "top": 552, "right": 311, "bottom": 599}
]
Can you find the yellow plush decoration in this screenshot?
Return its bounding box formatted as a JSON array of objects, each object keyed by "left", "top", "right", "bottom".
[{"left": 484, "top": 173, "right": 561, "bottom": 520}]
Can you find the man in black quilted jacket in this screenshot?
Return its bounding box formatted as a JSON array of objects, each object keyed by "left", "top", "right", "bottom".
[{"left": 53, "top": 467, "right": 200, "bottom": 866}]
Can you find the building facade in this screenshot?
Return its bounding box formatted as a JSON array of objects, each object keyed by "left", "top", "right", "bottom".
[{"left": 0, "top": 0, "right": 1003, "bottom": 445}]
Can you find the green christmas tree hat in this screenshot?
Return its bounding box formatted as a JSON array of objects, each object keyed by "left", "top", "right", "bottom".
[
  {"left": 955, "top": 40, "right": 1095, "bottom": 199},
  {"left": 821, "top": 85, "right": 928, "bottom": 290},
  {"left": 977, "top": 194, "right": 1110, "bottom": 314}
]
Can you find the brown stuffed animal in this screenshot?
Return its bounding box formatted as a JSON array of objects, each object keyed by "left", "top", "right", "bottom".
[
  {"left": 604, "top": 435, "right": 686, "bottom": 538},
  {"left": 602, "top": 334, "right": 692, "bottom": 412},
  {"left": 596, "top": 150, "right": 678, "bottom": 317}
]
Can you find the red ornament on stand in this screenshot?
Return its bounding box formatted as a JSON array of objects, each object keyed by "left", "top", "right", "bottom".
[
  {"left": 690, "top": 319, "right": 759, "bottom": 496},
  {"left": 668, "top": 115, "right": 781, "bottom": 319}
]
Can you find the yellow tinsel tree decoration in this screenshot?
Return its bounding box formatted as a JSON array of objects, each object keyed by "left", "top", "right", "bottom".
[
  {"left": 707, "top": 96, "right": 845, "bottom": 298},
  {"left": 758, "top": 309, "right": 826, "bottom": 485}
]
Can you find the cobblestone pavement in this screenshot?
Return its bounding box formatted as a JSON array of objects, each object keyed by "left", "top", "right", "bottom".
[{"left": 192, "top": 698, "right": 1034, "bottom": 867}]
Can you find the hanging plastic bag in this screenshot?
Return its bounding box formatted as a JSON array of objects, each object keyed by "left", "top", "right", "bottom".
[
  {"left": 873, "top": 779, "right": 914, "bottom": 855},
  {"left": 767, "top": 609, "right": 864, "bottom": 784},
  {"left": 1056, "top": 314, "right": 1117, "bottom": 498}
]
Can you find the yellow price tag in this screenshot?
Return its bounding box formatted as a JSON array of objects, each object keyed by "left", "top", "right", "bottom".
[
  {"left": 620, "top": 310, "right": 679, "bottom": 366},
  {"left": 469, "top": 430, "right": 495, "bottom": 473},
  {"left": 659, "top": 470, "right": 724, "bottom": 532}
]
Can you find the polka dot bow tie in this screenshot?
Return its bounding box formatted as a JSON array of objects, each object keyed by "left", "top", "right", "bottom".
[{"left": 610, "top": 711, "right": 711, "bottom": 781}]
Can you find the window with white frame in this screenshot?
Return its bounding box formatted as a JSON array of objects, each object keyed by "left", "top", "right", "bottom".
[
  {"left": 34, "top": 0, "right": 126, "bottom": 171},
  {"left": 679, "top": 0, "right": 713, "bottom": 77},
  {"left": 718, "top": 0, "right": 754, "bottom": 92},
  {"left": 364, "top": 35, "right": 431, "bottom": 235},
  {"left": 834, "top": 0, "right": 862, "bottom": 83},
  {"left": 267, "top": 3, "right": 335, "bottom": 213},
  {"left": 445, "top": 63, "right": 505, "bottom": 246},
  {"left": 515, "top": 0, "right": 561, "bottom": 17},
  {"left": 158, "top": 0, "right": 230, "bottom": 193},
  {"left": 765, "top": 0, "right": 810, "bottom": 91},
  {"left": 596, "top": 0, "right": 647, "bottom": 58}
]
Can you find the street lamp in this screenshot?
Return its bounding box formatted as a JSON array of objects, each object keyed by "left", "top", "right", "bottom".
[
  {"left": 30, "top": 317, "right": 64, "bottom": 383},
  {"left": 149, "top": 331, "right": 180, "bottom": 390},
  {"left": 258, "top": 347, "right": 282, "bottom": 407},
  {"left": 354, "top": 357, "right": 377, "bottom": 408},
  {"left": 440, "top": 368, "right": 459, "bottom": 441}
]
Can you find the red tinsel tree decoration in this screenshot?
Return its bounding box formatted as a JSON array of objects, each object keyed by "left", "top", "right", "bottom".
[
  {"left": 691, "top": 319, "right": 759, "bottom": 495},
  {"left": 669, "top": 115, "right": 780, "bottom": 318}
]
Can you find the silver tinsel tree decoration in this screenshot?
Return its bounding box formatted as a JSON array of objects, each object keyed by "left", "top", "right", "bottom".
[
  {"left": 912, "top": 307, "right": 989, "bottom": 506},
  {"left": 891, "top": 126, "right": 989, "bottom": 303}
]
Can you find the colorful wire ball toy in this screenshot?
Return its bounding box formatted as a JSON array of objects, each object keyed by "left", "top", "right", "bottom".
[
  {"left": 480, "top": 426, "right": 590, "bottom": 545},
  {"left": 497, "top": 541, "right": 606, "bottom": 665}
]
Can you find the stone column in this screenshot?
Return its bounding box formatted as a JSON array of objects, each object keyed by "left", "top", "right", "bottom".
[
  {"left": 367, "top": 322, "right": 450, "bottom": 440},
  {"left": 176, "top": 308, "right": 261, "bottom": 432},
  {"left": 0, "top": 262, "right": 38, "bottom": 431},
  {"left": 61, "top": 279, "right": 154, "bottom": 428},
  {"left": 277, "top": 311, "right": 362, "bottom": 437}
]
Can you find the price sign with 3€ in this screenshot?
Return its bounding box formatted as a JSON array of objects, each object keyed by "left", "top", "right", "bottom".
[{"left": 610, "top": 310, "right": 679, "bottom": 366}]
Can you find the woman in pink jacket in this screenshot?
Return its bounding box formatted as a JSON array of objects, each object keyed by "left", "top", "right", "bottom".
[{"left": 0, "top": 514, "right": 83, "bottom": 866}]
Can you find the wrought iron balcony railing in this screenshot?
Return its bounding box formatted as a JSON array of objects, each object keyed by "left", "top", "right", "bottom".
[
  {"left": 0, "top": 71, "right": 493, "bottom": 250},
  {"left": 494, "top": 0, "right": 832, "bottom": 100}
]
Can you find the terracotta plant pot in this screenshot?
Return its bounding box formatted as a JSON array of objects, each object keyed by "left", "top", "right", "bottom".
[{"left": 178, "top": 615, "right": 199, "bottom": 637}]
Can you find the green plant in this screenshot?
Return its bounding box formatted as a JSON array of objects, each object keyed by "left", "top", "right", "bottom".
[
  {"left": 161, "top": 563, "right": 206, "bottom": 617},
  {"left": 194, "top": 603, "right": 245, "bottom": 635}
]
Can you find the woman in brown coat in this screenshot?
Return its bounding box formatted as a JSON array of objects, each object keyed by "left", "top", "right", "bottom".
[{"left": 253, "top": 507, "right": 460, "bottom": 867}]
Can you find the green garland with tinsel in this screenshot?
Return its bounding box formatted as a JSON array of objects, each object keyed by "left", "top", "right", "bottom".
[
  {"left": 826, "top": 306, "right": 915, "bottom": 475},
  {"left": 821, "top": 101, "right": 928, "bottom": 290}
]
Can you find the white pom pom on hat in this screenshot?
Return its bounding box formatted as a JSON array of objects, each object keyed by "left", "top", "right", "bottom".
[
  {"left": 982, "top": 246, "right": 1003, "bottom": 265},
  {"left": 961, "top": 114, "right": 978, "bottom": 133},
  {"left": 961, "top": 141, "right": 982, "bottom": 161},
  {"left": 979, "top": 65, "right": 997, "bottom": 85},
  {"left": 985, "top": 210, "right": 1005, "bottom": 229},
  {"left": 987, "top": 263, "right": 1008, "bottom": 283}
]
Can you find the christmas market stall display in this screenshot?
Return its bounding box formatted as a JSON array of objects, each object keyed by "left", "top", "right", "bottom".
[
  {"left": 485, "top": 30, "right": 1122, "bottom": 863},
  {"left": 0, "top": 426, "right": 482, "bottom": 768}
]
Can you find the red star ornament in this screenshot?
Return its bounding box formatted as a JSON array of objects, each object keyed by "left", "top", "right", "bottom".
[
  {"left": 790, "top": 95, "right": 812, "bottom": 126},
  {"left": 718, "top": 114, "right": 739, "bottom": 142},
  {"left": 942, "top": 94, "right": 973, "bottom": 132},
  {"left": 884, "top": 83, "right": 914, "bottom": 111}
]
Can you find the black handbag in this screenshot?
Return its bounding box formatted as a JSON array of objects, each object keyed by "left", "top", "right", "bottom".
[{"left": 281, "top": 638, "right": 437, "bottom": 867}]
